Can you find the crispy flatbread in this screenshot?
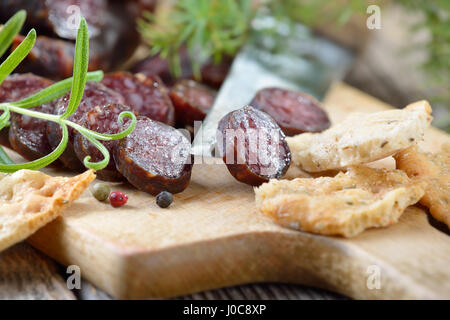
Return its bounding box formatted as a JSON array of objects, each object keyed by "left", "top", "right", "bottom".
[
  {"left": 286, "top": 101, "right": 433, "bottom": 172},
  {"left": 255, "top": 166, "right": 426, "bottom": 237},
  {"left": 395, "top": 144, "right": 450, "bottom": 228},
  {"left": 0, "top": 170, "right": 95, "bottom": 252}
]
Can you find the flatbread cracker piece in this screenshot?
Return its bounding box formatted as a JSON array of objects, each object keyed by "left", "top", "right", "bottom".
[
  {"left": 0, "top": 170, "right": 95, "bottom": 252},
  {"left": 255, "top": 166, "right": 426, "bottom": 237},
  {"left": 395, "top": 144, "right": 450, "bottom": 228},
  {"left": 286, "top": 100, "right": 433, "bottom": 172}
]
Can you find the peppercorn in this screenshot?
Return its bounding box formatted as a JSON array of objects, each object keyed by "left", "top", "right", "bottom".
[
  {"left": 91, "top": 183, "right": 111, "bottom": 202},
  {"left": 156, "top": 191, "right": 173, "bottom": 208},
  {"left": 109, "top": 191, "right": 128, "bottom": 208}
]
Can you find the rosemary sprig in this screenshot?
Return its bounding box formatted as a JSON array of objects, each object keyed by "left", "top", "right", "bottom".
[
  {"left": 0, "top": 10, "right": 26, "bottom": 58},
  {"left": 0, "top": 146, "right": 13, "bottom": 165},
  {"left": 0, "top": 13, "right": 136, "bottom": 172},
  {"left": 12, "top": 71, "right": 104, "bottom": 109},
  {"left": 0, "top": 28, "right": 35, "bottom": 84},
  {"left": 61, "top": 17, "right": 89, "bottom": 120},
  {"left": 138, "top": 0, "right": 252, "bottom": 78}
]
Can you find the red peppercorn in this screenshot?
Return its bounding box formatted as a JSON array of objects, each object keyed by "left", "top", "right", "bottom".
[{"left": 109, "top": 191, "right": 128, "bottom": 208}]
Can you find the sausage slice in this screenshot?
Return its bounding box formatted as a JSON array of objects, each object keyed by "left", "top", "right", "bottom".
[
  {"left": 114, "top": 117, "right": 193, "bottom": 195},
  {"left": 170, "top": 80, "right": 216, "bottom": 127},
  {"left": 47, "top": 81, "right": 125, "bottom": 170},
  {"left": 101, "top": 72, "right": 175, "bottom": 126},
  {"left": 217, "top": 106, "right": 291, "bottom": 186},
  {"left": 0, "top": 74, "right": 55, "bottom": 160},
  {"left": 74, "top": 104, "right": 133, "bottom": 181},
  {"left": 250, "top": 88, "right": 331, "bottom": 136}
]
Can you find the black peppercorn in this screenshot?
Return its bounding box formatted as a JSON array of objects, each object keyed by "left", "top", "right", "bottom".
[{"left": 156, "top": 191, "right": 173, "bottom": 208}]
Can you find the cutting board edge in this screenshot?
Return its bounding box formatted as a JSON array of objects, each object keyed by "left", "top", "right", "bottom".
[{"left": 28, "top": 215, "right": 448, "bottom": 300}]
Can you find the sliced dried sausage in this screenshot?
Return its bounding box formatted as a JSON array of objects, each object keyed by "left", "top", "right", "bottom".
[
  {"left": 47, "top": 82, "right": 125, "bottom": 170},
  {"left": 249, "top": 88, "right": 331, "bottom": 136},
  {"left": 169, "top": 80, "right": 216, "bottom": 127},
  {"left": 0, "top": 73, "right": 53, "bottom": 104},
  {"left": 9, "top": 102, "right": 56, "bottom": 162},
  {"left": 10, "top": 3, "right": 139, "bottom": 81},
  {"left": 130, "top": 49, "right": 192, "bottom": 87},
  {"left": 217, "top": 106, "right": 291, "bottom": 186},
  {"left": 130, "top": 50, "right": 231, "bottom": 88},
  {"left": 74, "top": 104, "right": 133, "bottom": 182},
  {"left": 0, "top": 0, "right": 107, "bottom": 40},
  {"left": 0, "top": 74, "right": 55, "bottom": 160},
  {"left": 114, "top": 117, "right": 193, "bottom": 195},
  {"left": 200, "top": 57, "right": 232, "bottom": 89},
  {"left": 101, "top": 72, "right": 175, "bottom": 126},
  {"left": 45, "top": 0, "right": 107, "bottom": 40},
  {"left": 12, "top": 35, "right": 81, "bottom": 81},
  {"left": 11, "top": 30, "right": 131, "bottom": 81}
]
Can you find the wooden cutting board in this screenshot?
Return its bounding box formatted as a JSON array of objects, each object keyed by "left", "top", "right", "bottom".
[{"left": 12, "top": 83, "right": 449, "bottom": 299}]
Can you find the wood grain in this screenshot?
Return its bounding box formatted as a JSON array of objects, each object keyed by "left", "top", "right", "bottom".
[
  {"left": 75, "top": 279, "right": 344, "bottom": 300},
  {"left": 179, "top": 283, "right": 346, "bottom": 300},
  {"left": 21, "top": 83, "right": 450, "bottom": 300},
  {"left": 0, "top": 243, "right": 75, "bottom": 300}
]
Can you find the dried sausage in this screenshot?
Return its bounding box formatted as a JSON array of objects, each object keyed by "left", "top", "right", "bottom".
[
  {"left": 130, "top": 49, "right": 192, "bottom": 86},
  {"left": 0, "top": 0, "right": 107, "bottom": 40},
  {"left": 11, "top": 20, "right": 137, "bottom": 81},
  {"left": 114, "top": 117, "right": 193, "bottom": 195},
  {"left": 74, "top": 104, "right": 133, "bottom": 181},
  {"left": 0, "top": 74, "right": 55, "bottom": 161},
  {"left": 1, "top": 74, "right": 54, "bottom": 153},
  {"left": 47, "top": 82, "right": 125, "bottom": 170},
  {"left": 10, "top": 2, "right": 139, "bottom": 81},
  {"left": 45, "top": 0, "right": 107, "bottom": 40},
  {"left": 249, "top": 88, "right": 331, "bottom": 136},
  {"left": 200, "top": 57, "right": 232, "bottom": 89},
  {"left": 169, "top": 80, "right": 216, "bottom": 127},
  {"left": 9, "top": 103, "right": 56, "bottom": 162},
  {"left": 130, "top": 51, "right": 231, "bottom": 88},
  {"left": 114, "top": 117, "right": 192, "bottom": 195},
  {"left": 101, "top": 72, "right": 175, "bottom": 126},
  {"left": 217, "top": 106, "right": 291, "bottom": 186},
  {"left": 12, "top": 35, "right": 82, "bottom": 81}
]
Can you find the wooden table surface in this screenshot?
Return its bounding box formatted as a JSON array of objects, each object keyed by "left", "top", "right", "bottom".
[{"left": 0, "top": 243, "right": 345, "bottom": 300}]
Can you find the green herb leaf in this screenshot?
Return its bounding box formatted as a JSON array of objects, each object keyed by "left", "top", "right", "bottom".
[
  {"left": 61, "top": 18, "right": 89, "bottom": 119},
  {"left": 0, "top": 146, "right": 14, "bottom": 165},
  {"left": 138, "top": 0, "right": 253, "bottom": 78},
  {"left": 70, "top": 111, "right": 137, "bottom": 141},
  {"left": 0, "top": 28, "right": 36, "bottom": 85},
  {"left": 0, "top": 108, "right": 10, "bottom": 131},
  {"left": 0, "top": 10, "right": 26, "bottom": 58},
  {"left": 80, "top": 133, "right": 110, "bottom": 170},
  {"left": 12, "top": 71, "right": 103, "bottom": 109},
  {"left": 0, "top": 123, "right": 68, "bottom": 172}
]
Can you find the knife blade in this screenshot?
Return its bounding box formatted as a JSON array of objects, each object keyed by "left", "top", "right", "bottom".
[{"left": 191, "top": 16, "right": 353, "bottom": 158}]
